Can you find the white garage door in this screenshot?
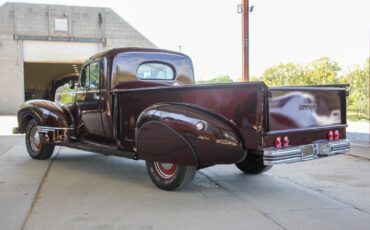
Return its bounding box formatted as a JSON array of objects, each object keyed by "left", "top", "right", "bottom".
[{"left": 23, "top": 41, "right": 99, "bottom": 63}]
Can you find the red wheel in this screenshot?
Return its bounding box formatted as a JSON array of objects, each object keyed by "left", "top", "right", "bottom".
[
  {"left": 146, "top": 161, "right": 197, "bottom": 191},
  {"left": 153, "top": 162, "right": 178, "bottom": 179}
]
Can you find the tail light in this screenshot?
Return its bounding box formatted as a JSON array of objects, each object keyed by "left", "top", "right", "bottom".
[
  {"left": 274, "top": 137, "right": 282, "bottom": 148},
  {"left": 328, "top": 130, "right": 334, "bottom": 141},
  {"left": 334, "top": 130, "right": 340, "bottom": 140},
  {"left": 283, "top": 136, "right": 289, "bottom": 148}
]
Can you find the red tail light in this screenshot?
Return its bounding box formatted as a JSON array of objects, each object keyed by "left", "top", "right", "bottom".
[
  {"left": 328, "top": 130, "right": 334, "bottom": 141},
  {"left": 334, "top": 130, "right": 340, "bottom": 140},
  {"left": 283, "top": 136, "right": 289, "bottom": 148},
  {"left": 274, "top": 137, "right": 282, "bottom": 148}
]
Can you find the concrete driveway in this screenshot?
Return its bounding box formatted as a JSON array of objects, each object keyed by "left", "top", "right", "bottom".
[{"left": 1, "top": 136, "right": 370, "bottom": 230}]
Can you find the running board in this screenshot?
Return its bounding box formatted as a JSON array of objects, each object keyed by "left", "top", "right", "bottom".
[{"left": 64, "top": 141, "right": 139, "bottom": 160}]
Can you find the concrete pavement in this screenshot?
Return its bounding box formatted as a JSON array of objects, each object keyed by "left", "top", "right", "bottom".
[
  {"left": 1, "top": 136, "right": 370, "bottom": 230},
  {"left": 347, "top": 121, "right": 370, "bottom": 144}
]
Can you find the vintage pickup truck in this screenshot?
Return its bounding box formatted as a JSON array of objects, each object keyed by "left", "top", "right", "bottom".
[{"left": 14, "top": 47, "right": 350, "bottom": 190}]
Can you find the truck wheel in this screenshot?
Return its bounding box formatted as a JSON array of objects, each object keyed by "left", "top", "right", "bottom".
[
  {"left": 146, "top": 161, "right": 197, "bottom": 191},
  {"left": 235, "top": 152, "right": 272, "bottom": 174},
  {"left": 25, "top": 119, "right": 55, "bottom": 160}
]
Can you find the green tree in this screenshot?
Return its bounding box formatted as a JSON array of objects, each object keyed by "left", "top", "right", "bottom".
[
  {"left": 196, "top": 75, "right": 233, "bottom": 84},
  {"left": 304, "top": 57, "right": 341, "bottom": 85},
  {"left": 259, "top": 63, "right": 304, "bottom": 86},
  {"left": 259, "top": 57, "right": 341, "bottom": 87},
  {"left": 253, "top": 57, "right": 368, "bottom": 121},
  {"left": 341, "top": 59, "right": 369, "bottom": 119}
]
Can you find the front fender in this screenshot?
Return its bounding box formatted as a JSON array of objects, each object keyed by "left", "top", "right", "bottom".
[
  {"left": 136, "top": 103, "right": 245, "bottom": 165},
  {"left": 16, "top": 100, "right": 71, "bottom": 133}
]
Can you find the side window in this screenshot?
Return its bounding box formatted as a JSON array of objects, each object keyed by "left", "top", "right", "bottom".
[
  {"left": 137, "top": 62, "right": 175, "bottom": 80},
  {"left": 81, "top": 61, "right": 100, "bottom": 89},
  {"left": 89, "top": 62, "right": 100, "bottom": 89},
  {"left": 81, "top": 65, "right": 90, "bottom": 87}
]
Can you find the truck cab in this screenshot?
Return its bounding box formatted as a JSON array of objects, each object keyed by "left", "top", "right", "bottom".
[{"left": 55, "top": 48, "right": 195, "bottom": 144}]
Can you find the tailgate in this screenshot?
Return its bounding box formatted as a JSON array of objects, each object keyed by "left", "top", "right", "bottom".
[{"left": 267, "top": 85, "right": 348, "bottom": 132}]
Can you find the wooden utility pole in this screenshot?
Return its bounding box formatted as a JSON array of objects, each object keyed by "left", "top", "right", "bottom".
[{"left": 242, "top": 0, "right": 249, "bottom": 82}]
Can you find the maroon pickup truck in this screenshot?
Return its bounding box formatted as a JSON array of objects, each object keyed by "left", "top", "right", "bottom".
[{"left": 14, "top": 47, "right": 350, "bottom": 190}]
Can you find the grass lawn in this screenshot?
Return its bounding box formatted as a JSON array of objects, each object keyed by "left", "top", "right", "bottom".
[{"left": 347, "top": 110, "right": 369, "bottom": 122}]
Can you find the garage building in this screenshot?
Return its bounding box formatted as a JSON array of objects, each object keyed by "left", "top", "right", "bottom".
[{"left": 0, "top": 2, "right": 155, "bottom": 114}]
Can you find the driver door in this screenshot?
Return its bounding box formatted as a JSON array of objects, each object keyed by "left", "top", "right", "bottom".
[{"left": 75, "top": 60, "right": 105, "bottom": 141}]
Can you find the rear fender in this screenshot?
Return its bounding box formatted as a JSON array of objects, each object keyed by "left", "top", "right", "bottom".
[{"left": 136, "top": 103, "right": 245, "bottom": 165}]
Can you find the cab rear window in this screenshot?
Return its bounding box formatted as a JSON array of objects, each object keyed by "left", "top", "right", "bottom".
[{"left": 137, "top": 62, "right": 175, "bottom": 80}]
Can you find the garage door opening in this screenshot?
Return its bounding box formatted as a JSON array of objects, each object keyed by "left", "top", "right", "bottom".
[
  {"left": 24, "top": 62, "right": 81, "bottom": 101},
  {"left": 22, "top": 40, "right": 99, "bottom": 101}
]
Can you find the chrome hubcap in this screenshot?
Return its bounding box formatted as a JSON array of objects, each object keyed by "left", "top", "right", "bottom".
[{"left": 30, "top": 127, "right": 41, "bottom": 152}]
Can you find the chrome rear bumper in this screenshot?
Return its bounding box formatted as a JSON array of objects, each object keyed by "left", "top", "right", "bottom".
[{"left": 263, "top": 139, "right": 350, "bottom": 165}]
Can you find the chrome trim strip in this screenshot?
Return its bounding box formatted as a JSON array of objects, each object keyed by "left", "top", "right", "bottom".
[
  {"left": 37, "top": 126, "right": 73, "bottom": 132},
  {"left": 267, "top": 124, "right": 347, "bottom": 135},
  {"left": 76, "top": 89, "right": 100, "bottom": 94},
  {"left": 269, "top": 86, "right": 347, "bottom": 91},
  {"left": 263, "top": 139, "right": 350, "bottom": 165}
]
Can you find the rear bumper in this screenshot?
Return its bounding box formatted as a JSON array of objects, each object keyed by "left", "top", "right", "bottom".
[{"left": 263, "top": 139, "right": 350, "bottom": 165}]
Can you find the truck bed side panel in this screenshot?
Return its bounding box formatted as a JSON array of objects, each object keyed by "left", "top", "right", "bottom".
[{"left": 114, "top": 82, "right": 266, "bottom": 151}]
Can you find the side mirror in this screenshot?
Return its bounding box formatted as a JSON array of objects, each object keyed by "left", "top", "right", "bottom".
[{"left": 69, "top": 80, "right": 75, "bottom": 89}]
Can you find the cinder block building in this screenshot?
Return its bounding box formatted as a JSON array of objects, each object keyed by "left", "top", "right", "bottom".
[{"left": 0, "top": 2, "right": 155, "bottom": 114}]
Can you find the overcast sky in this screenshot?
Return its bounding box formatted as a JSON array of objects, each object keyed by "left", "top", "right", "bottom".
[{"left": 1, "top": 0, "right": 369, "bottom": 80}]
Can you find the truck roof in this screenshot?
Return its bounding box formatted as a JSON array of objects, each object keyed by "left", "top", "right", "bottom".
[{"left": 88, "top": 47, "right": 190, "bottom": 61}]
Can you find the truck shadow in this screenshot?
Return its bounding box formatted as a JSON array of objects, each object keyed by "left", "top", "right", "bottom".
[
  {"left": 52, "top": 147, "right": 281, "bottom": 195},
  {"left": 37, "top": 147, "right": 346, "bottom": 215},
  {"left": 53, "top": 147, "right": 150, "bottom": 187}
]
